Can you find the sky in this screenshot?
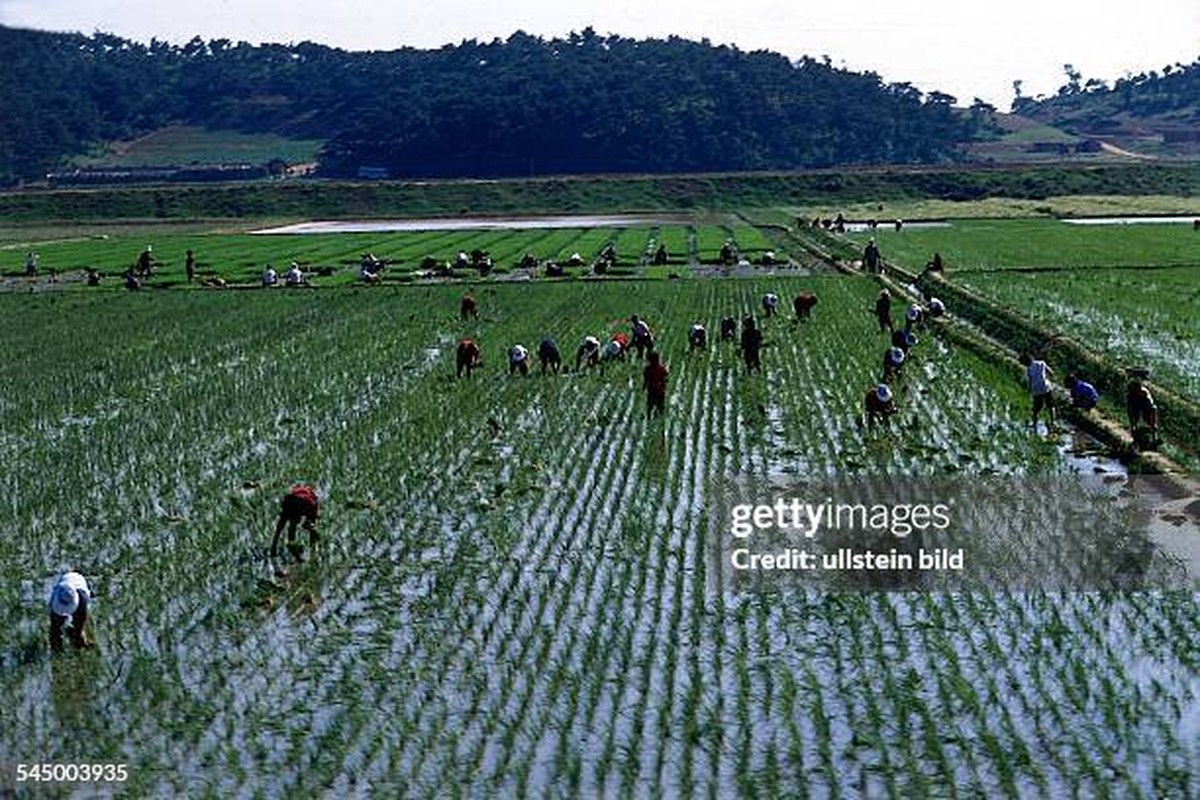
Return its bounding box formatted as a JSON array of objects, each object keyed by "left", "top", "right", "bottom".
[{"left": 1, "top": 0, "right": 1197, "bottom": 110}]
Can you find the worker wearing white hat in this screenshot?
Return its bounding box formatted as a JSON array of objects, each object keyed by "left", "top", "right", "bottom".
[
  {"left": 864, "top": 383, "right": 897, "bottom": 429},
  {"left": 48, "top": 571, "right": 92, "bottom": 652}
]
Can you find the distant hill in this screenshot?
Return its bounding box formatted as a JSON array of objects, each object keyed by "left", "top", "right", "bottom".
[
  {"left": 1011, "top": 59, "right": 1200, "bottom": 159},
  {"left": 0, "top": 25, "right": 986, "bottom": 184}
]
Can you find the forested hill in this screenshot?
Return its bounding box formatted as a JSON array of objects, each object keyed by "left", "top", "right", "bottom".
[
  {"left": 1013, "top": 59, "right": 1200, "bottom": 144},
  {"left": 1, "top": 25, "right": 985, "bottom": 183}
]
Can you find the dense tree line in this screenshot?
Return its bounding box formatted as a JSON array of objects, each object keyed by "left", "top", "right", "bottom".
[
  {"left": 0, "top": 25, "right": 985, "bottom": 183},
  {"left": 1013, "top": 58, "right": 1200, "bottom": 129}
]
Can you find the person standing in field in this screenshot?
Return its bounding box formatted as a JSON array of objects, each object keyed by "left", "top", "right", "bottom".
[
  {"left": 740, "top": 315, "right": 764, "bottom": 375},
  {"left": 863, "top": 239, "right": 881, "bottom": 273},
  {"left": 185, "top": 250, "right": 196, "bottom": 284},
  {"left": 25, "top": 251, "right": 38, "bottom": 277},
  {"left": 1126, "top": 374, "right": 1159, "bottom": 448},
  {"left": 271, "top": 484, "right": 320, "bottom": 561},
  {"left": 136, "top": 246, "right": 155, "bottom": 278},
  {"left": 630, "top": 316, "right": 654, "bottom": 359},
  {"left": 456, "top": 338, "right": 482, "bottom": 378},
  {"left": 643, "top": 350, "right": 669, "bottom": 420},
  {"left": 1023, "top": 353, "right": 1055, "bottom": 429},
  {"left": 874, "top": 289, "right": 893, "bottom": 333},
  {"left": 48, "top": 570, "right": 92, "bottom": 652}
]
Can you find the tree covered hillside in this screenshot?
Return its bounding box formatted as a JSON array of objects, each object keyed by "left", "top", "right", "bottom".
[
  {"left": 1013, "top": 58, "right": 1200, "bottom": 142},
  {"left": 1, "top": 25, "right": 985, "bottom": 183}
]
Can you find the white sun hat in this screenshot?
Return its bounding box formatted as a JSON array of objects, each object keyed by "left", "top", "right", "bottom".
[
  {"left": 50, "top": 583, "right": 79, "bottom": 617},
  {"left": 877, "top": 384, "right": 894, "bottom": 404}
]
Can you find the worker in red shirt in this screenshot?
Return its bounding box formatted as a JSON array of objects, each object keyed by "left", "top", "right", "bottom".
[
  {"left": 643, "top": 351, "right": 670, "bottom": 419},
  {"left": 456, "top": 338, "right": 482, "bottom": 378},
  {"left": 272, "top": 484, "right": 320, "bottom": 560},
  {"left": 460, "top": 293, "right": 478, "bottom": 321}
]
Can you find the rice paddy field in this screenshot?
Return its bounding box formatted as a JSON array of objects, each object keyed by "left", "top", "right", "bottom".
[
  {"left": 0, "top": 217, "right": 805, "bottom": 288},
  {"left": 843, "top": 218, "right": 1200, "bottom": 405},
  {"left": 2, "top": 268, "right": 1199, "bottom": 796}
]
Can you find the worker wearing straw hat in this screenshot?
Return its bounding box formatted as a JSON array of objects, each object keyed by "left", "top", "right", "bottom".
[{"left": 48, "top": 571, "right": 92, "bottom": 652}]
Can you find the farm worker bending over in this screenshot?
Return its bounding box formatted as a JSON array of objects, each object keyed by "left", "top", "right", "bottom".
[
  {"left": 1067, "top": 374, "right": 1099, "bottom": 410},
  {"left": 1023, "top": 354, "right": 1055, "bottom": 429},
  {"left": 882, "top": 346, "right": 906, "bottom": 382},
  {"left": 1126, "top": 376, "right": 1158, "bottom": 447},
  {"left": 601, "top": 333, "right": 628, "bottom": 373},
  {"left": 262, "top": 265, "right": 279, "bottom": 287},
  {"left": 285, "top": 262, "right": 304, "bottom": 286},
  {"left": 576, "top": 335, "right": 602, "bottom": 371},
  {"left": 49, "top": 571, "right": 92, "bottom": 652},
  {"left": 927, "top": 297, "right": 945, "bottom": 318},
  {"left": 456, "top": 338, "right": 482, "bottom": 378},
  {"left": 461, "top": 293, "right": 478, "bottom": 321},
  {"left": 794, "top": 292, "right": 817, "bottom": 321},
  {"left": 864, "top": 384, "right": 897, "bottom": 429},
  {"left": 892, "top": 328, "right": 918, "bottom": 353},
  {"left": 740, "top": 315, "right": 764, "bottom": 374},
  {"left": 719, "top": 317, "right": 737, "bottom": 342},
  {"left": 643, "top": 351, "right": 670, "bottom": 419},
  {"left": 509, "top": 344, "right": 531, "bottom": 376},
  {"left": 538, "top": 338, "right": 562, "bottom": 375},
  {"left": 874, "top": 289, "right": 893, "bottom": 332},
  {"left": 762, "top": 293, "right": 780, "bottom": 318},
  {"left": 630, "top": 316, "right": 654, "bottom": 359},
  {"left": 272, "top": 484, "right": 320, "bottom": 560},
  {"left": 688, "top": 322, "right": 708, "bottom": 353},
  {"left": 904, "top": 304, "right": 923, "bottom": 332}
]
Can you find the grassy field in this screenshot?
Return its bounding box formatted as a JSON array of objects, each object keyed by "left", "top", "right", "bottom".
[
  {"left": 790, "top": 194, "right": 1200, "bottom": 224},
  {"left": 2, "top": 275, "right": 1198, "bottom": 795},
  {"left": 846, "top": 218, "right": 1200, "bottom": 272},
  {"left": 73, "top": 126, "right": 324, "bottom": 168},
  {"left": 4, "top": 163, "right": 1200, "bottom": 222}
]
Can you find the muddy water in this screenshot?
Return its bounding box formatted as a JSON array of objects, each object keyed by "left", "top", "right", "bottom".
[{"left": 1062, "top": 216, "right": 1200, "bottom": 225}]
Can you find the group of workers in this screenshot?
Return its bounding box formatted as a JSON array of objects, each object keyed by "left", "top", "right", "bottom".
[{"left": 1025, "top": 355, "right": 1159, "bottom": 447}]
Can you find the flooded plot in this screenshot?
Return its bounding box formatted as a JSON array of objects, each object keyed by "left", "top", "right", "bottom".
[
  {"left": 1, "top": 280, "right": 1197, "bottom": 796},
  {"left": 1062, "top": 215, "right": 1200, "bottom": 225},
  {"left": 251, "top": 214, "right": 693, "bottom": 235}
]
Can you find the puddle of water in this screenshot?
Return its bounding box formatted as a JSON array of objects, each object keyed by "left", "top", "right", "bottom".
[
  {"left": 844, "top": 221, "right": 952, "bottom": 232},
  {"left": 1061, "top": 216, "right": 1200, "bottom": 225},
  {"left": 251, "top": 214, "right": 692, "bottom": 235}
]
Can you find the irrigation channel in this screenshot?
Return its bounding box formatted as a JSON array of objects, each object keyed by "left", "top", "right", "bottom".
[{"left": 1, "top": 273, "right": 1198, "bottom": 796}]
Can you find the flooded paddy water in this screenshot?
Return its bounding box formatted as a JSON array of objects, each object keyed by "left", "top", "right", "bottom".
[{"left": 1, "top": 278, "right": 1197, "bottom": 795}]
